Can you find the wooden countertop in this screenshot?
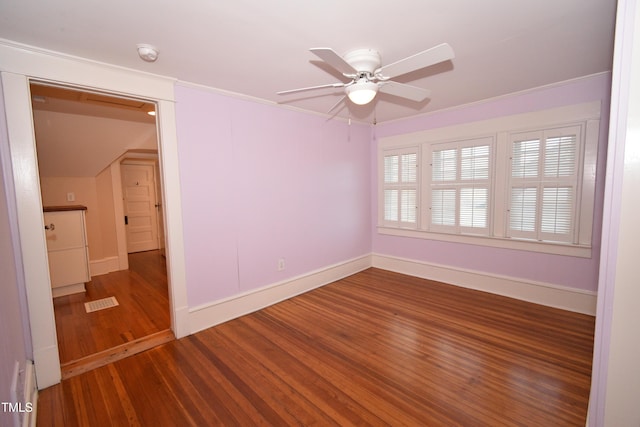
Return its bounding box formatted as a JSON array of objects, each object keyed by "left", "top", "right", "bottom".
[{"left": 43, "top": 205, "right": 87, "bottom": 212}]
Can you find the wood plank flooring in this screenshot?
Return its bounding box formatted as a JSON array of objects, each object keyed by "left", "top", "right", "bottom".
[
  {"left": 38, "top": 268, "right": 595, "bottom": 426},
  {"left": 60, "top": 330, "right": 175, "bottom": 380},
  {"left": 53, "top": 250, "right": 171, "bottom": 364}
]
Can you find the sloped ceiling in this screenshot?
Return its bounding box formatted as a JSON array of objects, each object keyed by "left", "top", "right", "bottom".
[
  {"left": 0, "top": 0, "right": 617, "bottom": 124},
  {"left": 31, "top": 85, "right": 158, "bottom": 177}
]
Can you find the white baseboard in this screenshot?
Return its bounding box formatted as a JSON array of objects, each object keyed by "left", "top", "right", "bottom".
[
  {"left": 187, "top": 252, "right": 595, "bottom": 336},
  {"left": 372, "top": 253, "right": 597, "bottom": 315},
  {"left": 188, "top": 255, "right": 372, "bottom": 334},
  {"left": 172, "top": 304, "right": 190, "bottom": 339},
  {"left": 89, "top": 256, "right": 120, "bottom": 277},
  {"left": 33, "top": 345, "right": 60, "bottom": 390}
]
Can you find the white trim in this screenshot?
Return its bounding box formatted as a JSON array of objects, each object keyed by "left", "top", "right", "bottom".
[
  {"left": 0, "top": 39, "right": 175, "bottom": 101},
  {"left": 89, "top": 256, "right": 120, "bottom": 277},
  {"left": 377, "top": 226, "right": 592, "bottom": 257},
  {"left": 110, "top": 158, "right": 129, "bottom": 271},
  {"left": 579, "top": 119, "right": 600, "bottom": 246},
  {"left": 188, "top": 255, "right": 372, "bottom": 334},
  {"left": 2, "top": 72, "right": 61, "bottom": 389},
  {"left": 1, "top": 40, "right": 189, "bottom": 388},
  {"left": 589, "top": 0, "right": 640, "bottom": 425},
  {"left": 372, "top": 253, "right": 597, "bottom": 315},
  {"left": 156, "top": 99, "right": 190, "bottom": 339}
]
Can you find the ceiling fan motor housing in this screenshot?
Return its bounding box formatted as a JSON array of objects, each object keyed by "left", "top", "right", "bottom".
[{"left": 343, "top": 48, "right": 381, "bottom": 75}]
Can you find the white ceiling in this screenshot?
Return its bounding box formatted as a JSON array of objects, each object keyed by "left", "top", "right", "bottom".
[
  {"left": 0, "top": 0, "right": 617, "bottom": 123},
  {"left": 33, "top": 108, "right": 158, "bottom": 177},
  {"left": 30, "top": 82, "right": 159, "bottom": 177}
]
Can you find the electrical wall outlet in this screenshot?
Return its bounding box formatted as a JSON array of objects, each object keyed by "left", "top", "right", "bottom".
[{"left": 277, "top": 258, "right": 285, "bottom": 271}]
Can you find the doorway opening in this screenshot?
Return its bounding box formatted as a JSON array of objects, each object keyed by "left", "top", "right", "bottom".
[{"left": 30, "top": 82, "right": 174, "bottom": 376}]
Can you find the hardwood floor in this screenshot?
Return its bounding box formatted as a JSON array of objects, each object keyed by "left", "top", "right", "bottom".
[
  {"left": 38, "top": 268, "right": 595, "bottom": 426},
  {"left": 53, "top": 250, "right": 171, "bottom": 365}
]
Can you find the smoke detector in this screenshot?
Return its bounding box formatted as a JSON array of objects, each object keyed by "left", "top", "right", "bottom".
[{"left": 137, "top": 44, "right": 159, "bottom": 62}]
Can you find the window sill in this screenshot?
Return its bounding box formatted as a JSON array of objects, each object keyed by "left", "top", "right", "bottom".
[{"left": 377, "top": 226, "right": 592, "bottom": 258}]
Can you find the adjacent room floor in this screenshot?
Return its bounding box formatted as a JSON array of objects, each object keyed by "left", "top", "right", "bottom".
[{"left": 53, "top": 250, "right": 172, "bottom": 366}]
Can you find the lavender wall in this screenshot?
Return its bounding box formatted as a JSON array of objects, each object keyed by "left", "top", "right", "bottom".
[
  {"left": 373, "top": 73, "right": 612, "bottom": 292},
  {"left": 174, "top": 73, "right": 609, "bottom": 307},
  {"left": 175, "top": 85, "right": 372, "bottom": 307}
]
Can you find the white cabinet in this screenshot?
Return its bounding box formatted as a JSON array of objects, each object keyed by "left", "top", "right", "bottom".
[{"left": 43, "top": 207, "right": 90, "bottom": 297}]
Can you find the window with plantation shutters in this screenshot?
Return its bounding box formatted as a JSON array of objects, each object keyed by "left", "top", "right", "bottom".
[
  {"left": 382, "top": 149, "right": 418, "bottom": 227},
  {"left": 377, "top": 102, "right": 600, "bottom": 257},
  {"left": 507, "top": 126, "right": 580, "bottom": 243},
  {"left": 429, "top": 138, "right": 492, "bottom": 235}
]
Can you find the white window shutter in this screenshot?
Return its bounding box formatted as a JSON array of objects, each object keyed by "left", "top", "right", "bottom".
[
  {"left": 544, "top": 135, "right": 576, "bottom": 178},
  {"left": 509, "top": 187, "right": 538, "bottom": 234},
  {"left": 401, "top": 153, "right": 417, "bottom": 183},
  {"left": 541, "top": 186, "right": 573, "bottom": 235},
  {"left": 384, "top": 189, "right": 399, "bottom": 221},
  {"left": 401, "top": 189, "right": 417, "bottom": 223},
  {"left": 431, "top": 188, "right": 456, "bottom": 226},
  {"left": 461, "top": 145, "right": 490, "bottom": 180},
  {"left": 432, "top": 149, "right": 457, "bottom": 181},
  {"left": 430, "top": 139, "right": 492, "bottom": 234},
  {"left": 381, "top": 150, "right": 418, "bottom": 227},
  {"left": 378, "top": 103, "right": 599, "bottom": 253},
  {"left": 384, "top": 155, "right": 399, "bottom": 183},
  {"left": 512, "top": 139, "right": 540, "bottom": 179},
  {"left": 460, "top": 187, "right": 488, "bottom": 228},
  {"left": 508, "top": 127, "right": 580, "bottom": 242}
]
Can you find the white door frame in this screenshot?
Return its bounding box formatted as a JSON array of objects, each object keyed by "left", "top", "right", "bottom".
[{"left": 0, "top": 41, "right": 189, "bottom": 389}]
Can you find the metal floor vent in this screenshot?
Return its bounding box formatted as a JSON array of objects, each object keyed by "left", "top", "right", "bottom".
[{"left": 85, "top": 296, "right": 119, "bottom": 313}]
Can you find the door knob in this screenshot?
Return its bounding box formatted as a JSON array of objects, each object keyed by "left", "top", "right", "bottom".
[{"left": 44, "top": 223, "right": 55, "bottom": 231}]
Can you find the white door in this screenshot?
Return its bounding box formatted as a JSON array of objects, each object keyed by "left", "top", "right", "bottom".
[{"left": 121, "top": 162, "right": 159, "bottom": 253}]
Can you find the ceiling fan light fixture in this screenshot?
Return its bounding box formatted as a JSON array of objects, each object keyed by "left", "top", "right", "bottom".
[{"left": 346, "top": 80, "right": 378, "bottom": 105}]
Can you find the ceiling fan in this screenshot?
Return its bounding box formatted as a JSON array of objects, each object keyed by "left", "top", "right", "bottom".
[{"left": 277, "top": 43, "right": 455, "bottom": 110}]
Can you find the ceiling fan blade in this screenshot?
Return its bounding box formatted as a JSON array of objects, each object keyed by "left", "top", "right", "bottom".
[
  {"left": 378, "top": 81, "right": 431, "bottom": 102},
  {"left": 327, "top": 96, "right": 347, "bottom": 114},
  {"left": 378, "top": 43, "right": 454, "bottom": 78},
  {"left": 277, "top": 82, "right": 345, "bottom": 96},
  {"left": 310, "top": 48, "right": 358, "bottom": 76}
]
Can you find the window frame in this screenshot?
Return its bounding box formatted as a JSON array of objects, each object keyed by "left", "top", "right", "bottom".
[
  {"left": 377, "top": 102, "right": 601, "bottom": 258},
  {"left": 506, "top": 126, "right": 584, "bottom": 243},
  {"left": 379, "top": 147, "right": 420, "bottom": 229},
  {"left": 425, "top": 136, "right": 495, "bottom": 236}
]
